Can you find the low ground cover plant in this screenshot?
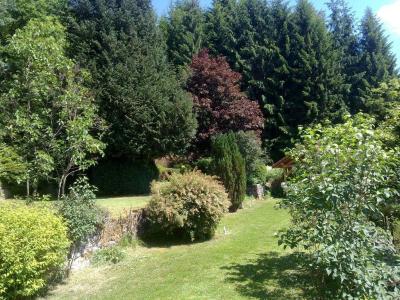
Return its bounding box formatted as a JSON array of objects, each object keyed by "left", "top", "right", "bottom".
[
  {"left": 0, "top": 203, "right": 69, "bottom": 299},
  {"left": 146, "top": 171, "right": 229, "bottom": 241},
  {"left": 91, "top": 246, "right": 125, "bottom": 265}
]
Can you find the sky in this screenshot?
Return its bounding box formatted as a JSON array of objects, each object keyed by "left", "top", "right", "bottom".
[{"left": 152, "top": 0, "right": 400, "bottom": 65}]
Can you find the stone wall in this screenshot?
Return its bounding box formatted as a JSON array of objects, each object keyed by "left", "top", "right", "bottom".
[{"left": 70, "top": 208, "right": 146, "bottom": 269}]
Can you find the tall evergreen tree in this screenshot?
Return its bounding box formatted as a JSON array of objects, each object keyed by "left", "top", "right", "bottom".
[
  {"left": 67, "top": 0, "right": 197, "bottom": 160},
  {"left": 281, "top": 0, "right": 346, "bottom": 148},
  {"left": 327, "top": 0, "right": 361, "bottom": 114},
  {"left": 205, "top": 0, "right": 237, "bottom": 64},
  {"left": 355, "top": 8, "right": 398, "bottom": 112},
  {"left": 244, "top": 0, "right": 293, "bottom": 160},
  {"left": 161, "top": 0, "right": 205, "bottom": 68}
]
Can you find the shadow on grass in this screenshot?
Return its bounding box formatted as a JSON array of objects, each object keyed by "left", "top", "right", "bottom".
[
  {"left": 222, "top": 252, "right": 320, "bottom": 299},
  {"left": 138, "top": 230, "right": 207, "bottom": 249}
]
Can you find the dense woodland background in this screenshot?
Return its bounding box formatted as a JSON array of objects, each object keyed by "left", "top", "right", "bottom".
[{"left": 0, "top": 0, "right": 398, "bottom": 196}]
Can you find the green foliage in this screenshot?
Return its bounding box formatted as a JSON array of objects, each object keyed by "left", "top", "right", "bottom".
[
  {"left": 58, "top": 177, "right": 105, "bottom": 247},
  {"left": 0, "top": 0, "right": 65, "bottom": 40},
  {"left": 161, "top": 0, "right": 205, "bottom": 68},
  {"left": 264, "top": 166, "right": 284, "bottom": 183},
  {"left": 89, "top": 158, "right": 159, "bottom": 196},
  {"left": 193, "top": 157, "right": 214, "bottom": 174},
  {"left": 327, "top": 0, "right": 361, "bottom": 115},
  {"left": 118, "top": 234, "right": 142, "bottom": 248},
  {"left": 248, "top": 163, "right": 268, "bottom": 185},
  {"left": 212, "top": 133, "right": 246, "bottom": 212},
  {"left": 67, "top": 0, "right": 196, "bottom": 159},
  {"left": 0, "top": 202, "right": 69, "bottom": 299},
  {"left": 91, "top": 246, "right": 125, "bottom": 265},
  {"left": 146, "top": 171, "right": 229, "bottom": 241},
  {"left": 204, "top": 0, "right": 348, "bottom": 160},
  {"left": 0, "top": 17, "right": 105, "bottom": 197},
  {"left": 353, "top": 8, "right": 398, "bottom": 113},
  {"left": 280, "top": 114, "right": 400, "bottom": 299},
  {"left": 365, "top": 78, "right": 400, "bottom": 121},
  {"left": 234, "top": 131, "right": 267, "bottom": 185},
  {"left": 0, "top": 143, "right": 26, "bottom": 182}
]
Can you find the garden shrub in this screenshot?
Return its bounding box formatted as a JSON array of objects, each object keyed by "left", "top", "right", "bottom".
[
  {"left": 279, "top": 115, "right": 400, "bottom": 299},
  {"left": 58, "top": 177, "right": 105, "bottom": 251},
  {"left": 235, "top": 131, "right": 269, "bottom": 186},
  {"left": 146, "top": 171, "right": 229, "bottom": 241},
  {"left": 193, "top": 157, "right": 214, "bottom": 174},
  {"left": 248, "top": 162, "right": 268, "bottom": 185},
  {"left": 0, "top": 203, "right": 69, "bottom": 299},
  {"left": 89, "top": 158, "right": 159, "bottom": 196},
  {"left": 212, "top": 133, "right": 246, "bottom": 211},
  {"left": 265, "top": 166, "right": 285, "bottom": 198},
  {"left": 91, "top": 246, "right": 125, "bottom": 265}
]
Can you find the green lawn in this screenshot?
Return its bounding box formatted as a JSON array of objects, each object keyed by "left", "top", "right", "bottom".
[
  {"left": 96, "top": 195, "right": 150, "bottom": 216},
  {"left": 45, "top": 198, "right": 316, "bottom": 300},
  {"left": 3, "top": 195, "right": 150, "bottom": 217}
]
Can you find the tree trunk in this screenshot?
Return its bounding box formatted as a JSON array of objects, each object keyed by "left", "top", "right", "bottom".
[{"left": 26, "top": 178, "right": 30, "bottom": 197}]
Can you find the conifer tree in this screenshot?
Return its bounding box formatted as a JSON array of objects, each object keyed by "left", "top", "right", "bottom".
[
  {"left": 212, "top": 132, "right": 246, "bottom": 212},
  {"left": 161, "top": 0, "right": 205, "bottom": 68},
  {"left": 279, "top": 0, "right": 346, "bottom": 153},
  {"left": 67, "top": 0, "right": 197, "bottom": 160},
  {"left": 205, "top": 0, "right": 237, "bottom": 64},
  {"left": 355, "top": 8, "right": 398, "bottom": 112},
  {"left": 327, "top": 0, "right": 361, "bottom": 113}
]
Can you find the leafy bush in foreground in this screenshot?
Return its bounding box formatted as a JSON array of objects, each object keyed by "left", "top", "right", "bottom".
[
  {"left": 0, "top": 203, "right": 69, "bottom": 299},
  {"left": 279, "top": 115, "right": 400, "bottom": 299},
  {"left": 146, "top": 171, "right": 229, "bottom": 241}
]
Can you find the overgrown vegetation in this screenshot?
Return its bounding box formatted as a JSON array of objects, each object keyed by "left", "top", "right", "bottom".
[{"left": 58, "top": 178, "right": 105, "bottom": 255}]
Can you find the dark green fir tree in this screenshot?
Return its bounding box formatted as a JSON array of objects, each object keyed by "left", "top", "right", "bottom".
[{"left": 67, "top": 0, "right": 197, "bottom": 160}]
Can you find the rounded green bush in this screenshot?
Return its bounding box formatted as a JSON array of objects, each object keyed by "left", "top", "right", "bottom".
[
  {"left": 0, "top": 203, "right": 70, "bottom": 299},
  {"left": 146, "top": 171, "right": 229, "bottom": 241}
]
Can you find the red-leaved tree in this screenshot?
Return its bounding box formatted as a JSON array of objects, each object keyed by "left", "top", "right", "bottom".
[{"left": 187, "top": 49, "right": 264, "bottom": 150}]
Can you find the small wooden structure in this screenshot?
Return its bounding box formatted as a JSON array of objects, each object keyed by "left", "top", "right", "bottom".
[{"left": 272, "top": 156, "right": 294, "bottom": 177}]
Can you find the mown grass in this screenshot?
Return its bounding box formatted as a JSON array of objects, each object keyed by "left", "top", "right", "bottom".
[
  {"left": 45, "top": 198, "right": 316, "bottom": 300},
  {"left": 96, "top": 195, "right": 150, "bottom": 216},
  {"left": 2, "top": 195, "right": 151, "bottom": 217}
]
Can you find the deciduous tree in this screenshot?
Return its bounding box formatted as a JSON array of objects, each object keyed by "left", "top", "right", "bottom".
[
  {"left": 187, "top": 49, "right": 264, "bottom": 151},
  {"left": 0, "top": 17, "right": 105, "bottom": 197}
]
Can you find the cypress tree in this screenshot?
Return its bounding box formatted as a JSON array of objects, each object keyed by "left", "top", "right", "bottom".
[
  {"left": 212, "top": 132, "right": 246, "bottom": 212},
  {"left": 67, "top": 0, "right": 197, "bottom": 160}
]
